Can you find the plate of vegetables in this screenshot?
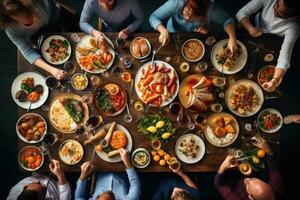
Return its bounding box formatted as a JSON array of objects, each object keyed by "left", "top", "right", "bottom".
[
  {"left": 18, "top": 146, "right": 44, "bottom": 171},
  {"left": 257, "top": 108, "right": 282, "bottom": 133},
  {"left": 93, "top": 83, "right": 127, "bottom": 117},
  {"left": 76, "top": 35, "right": 115, "bottom": 74},
  {"left": 137, "top": 114, "right": 176, "bottom": 141},
  {"left": 42, "top": 35, "right": 71, "bottom": 65},
  {"left": 11, "top": 72, "right": 49, "bottom": 109}
]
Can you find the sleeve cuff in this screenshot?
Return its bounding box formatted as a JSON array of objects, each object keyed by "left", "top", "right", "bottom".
[
  {"left": 223, "top": 17, "right": 235, "bottom": 29},
  {"left": 276, "top": 61, "right": 289, "bottom": 70},
  {"left": 58, "top": 183, "right": 70, "bottom": 193},
  {"left": 126, "top": 167, "right": 137, "bottom": 177},
  {"left": 236, "top": 11, "right": 247, "bottom": 22},
  {"left": 28, "top": 53, "right": 41, "bottom": 64}
]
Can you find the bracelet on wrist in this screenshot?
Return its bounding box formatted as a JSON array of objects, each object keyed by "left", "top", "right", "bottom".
[{"left": 272, "top": 77, "right": 279, "bottom": 83}]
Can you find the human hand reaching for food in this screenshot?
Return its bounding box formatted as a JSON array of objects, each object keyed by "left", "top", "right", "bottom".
[
  {"left": 119, "top": 148, "right": 133, "bottom": 169},
  {"left": 249, "top": 27, "right": 262, "bottom": 38},
  {"left": 195, "top": 26, "right": 208, "bottom": 35},
  {"left": 49, "top": 159, "right": 67, "bottom": 184},
  {"left": 79, "top": 161, "right": 94, "bottom": 180},
  {"left": 92, "top": 29, "right": 104, "bottom": 44},
  {"left": 262, "top": 80, "right": 277, "bottom": 92},
  {"left": 227, "top": 37, "right": 238, "bottom": 55},
  {"left": 50, "top": 67, "right": 66, "bottom": 80},
  {"left": 157, "top": 25, "right": 170, "bottom": 46},
  {"left": 118, "top": 28, "right": 130, "bottom": 39},
  {"left": 218, "top": 155, "right": 237, "bottom": 174}
]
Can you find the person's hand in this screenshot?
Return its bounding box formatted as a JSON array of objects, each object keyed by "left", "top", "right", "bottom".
[
  {"left": 92, "top": 29, "right": 104, "bottom": 44},
  {"left": 50, "top": 67, "right": 66, "bottom": 80},
  {"left": 227, "top": 37, "right": 238, "bottom": 55},
  {"left": 118, "top": 28, "right": 130, "bottom": 39},
  {"left": 169, "top": 165, "right": 183, "bottom": 175},
  {"left": 253, "top": 136, "right": 273, "bottom": 155},
  {"left": 49, "top": 159, "right": 65, "bottom": 181},
  {"left": 262, "top": 79, "right": 278, "bottom": 92},
  {"left": 293, "top": 115, "right": 300, "bottom": 123},
  {"left": 79, "top": 161, "right": 94, "bottom": 180},
  {"left": 119, "top": 148, "right": 132, "bottom": 169},
  {"left": 218, "top": 155, "right": 237, "bottom": 174},
  {"left": 158, "top": 29, "right": 170, "bottom": 46},
  {"left": 249, "top": 27, "right": 262, "bottom": 37},
  {"left": 195, "top": 26, "right": 208, "bottom": 35}
]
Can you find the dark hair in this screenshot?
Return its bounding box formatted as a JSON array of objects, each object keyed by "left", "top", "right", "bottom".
[
  {"left": 97, "top": 191, "right": 115, "bottom": 200},
  {"left": 171, "top": 190, "right": 196, "bottom": 200},
  {"left": 283, "top": 0, "right": 300, "bottom": 17},
  {"left": 17, "top": 189, "right": 40, "bottom": 200},
  {"left": 185, "top": 0, "right": 210, "bottom": 20},
  {"left": 0, "top": 0, "right": 35, "bottom": 29}
]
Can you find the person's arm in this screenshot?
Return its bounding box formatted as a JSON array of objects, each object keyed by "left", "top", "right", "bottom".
[
  {"left": 75, "top": 161, "right": 94, "bottom": 200},
  {"left": 79, "top": 0, "right": 96, "bottom": 35},
  {"left": 49, "top": 160, "right": 71, "bottom": 200},
  {"left": 127, "top": 0, "right": 144, "bottom": 34},
  {"left": 124, "top": 167, "right": 141, "bottom": 200},
  {"left": 214, "top": 173, "right": 240, "bottom": 200},
  {"left": 263, "top": 27, "right": 298, "bottom": 90},
  {"left": 236, "top": 0, "right": 264, "bottom": 36},
  {"left": 149, "top": 0, "right": 178, "bottom": 30},
  {"left": 175, "top": 169, "right": 198, "bottom": 189},
  {"left": 6, "top": 31, "right": 65, "bottom": 79}
]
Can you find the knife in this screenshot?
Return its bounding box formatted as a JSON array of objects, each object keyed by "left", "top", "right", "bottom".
[{"left": 248, "top": 41, "right": 274, "bottom": 54}]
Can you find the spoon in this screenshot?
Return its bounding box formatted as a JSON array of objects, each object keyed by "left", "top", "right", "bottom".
[{"left": 124, "top": 80, "right": 133, "bottom": 123}]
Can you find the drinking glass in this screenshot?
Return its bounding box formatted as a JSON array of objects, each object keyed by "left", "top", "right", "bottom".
[
  {"left": 196, "top": 61, "right": 208, "bottom": 73},
  {"left": 210, "top": 103, "right": 223, "bottom": 113},
  {"left": 168, "top": 102, "right": 183, "bottom": 116},
  {"left": 115, "top": 37, "right": 126, "bottom": 49},
  {"left": 194, "top": 113, "right": 206, "bottom": 126},
  {"left": 91, "top": 75, "right": 101, "bottom": 88},
  {"left": 205, "top": 36, "right": 216, "bottom": 46},
  {"left": 177, "top": 113, "right": 191, "bottom": 128},
  {"left": 120, "top": 55, "right": 133, "bottom": 69},
  {"left": 63, "top": 61, "right": 75, "bottom": 75},
  {"left": 70, "top": 33, "right": 81, "bottom": 43},
  {"left": 81, "top": 93, "right": 93, "bottom": 104}
]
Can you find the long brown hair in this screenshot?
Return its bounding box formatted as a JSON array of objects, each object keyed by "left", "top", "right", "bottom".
[
  {"left": 0, "top": 0, "right": 35, "bottom": 29},
  {"left": 185, "top": 0, "right": 210, "bottom": 23}
]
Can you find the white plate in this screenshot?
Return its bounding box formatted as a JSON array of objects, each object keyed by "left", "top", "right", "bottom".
[
  {"left": 257, "top": 108, "right": 283, "bottom": 133},
  {"left": 130, "top": 37, "right": 151, "bottom": 59},
  {"left": 134, "top": 60, "right": 179, "bottom": 107},
  {"left": 182, "top": 39, "right": 205, "bottom": 62},
  {"left": 16, "top": 113, "right": 47, "bottom": 144},
  {"left": 59, "top": 139, "right": 84, "bottom": 165},
  {"left": 204, "top": 112, "right": 239, "bottom": 147},
  {"left": 76, "top": 35, "right": 115, "bottom": 74},
  {"left": 225, "top": 79, "right": 264, "bottom": 117},
  {"left": 211, "top": 39, "right": 247, "bottom": 74},
  {"left": 11, "top": 71, "right": 49, "bottom": 109},
  {"left": 131, "top": 148, "right": 151, "bottom": 168},
  {"left": 175, "top": 133, "right": 205, "bottom": 164},
  {"left": 96, "top": 123, "right": 133, "bottom": 163},
  {"left": 41, "top": 35, "right": 71, "bottom": 65}
]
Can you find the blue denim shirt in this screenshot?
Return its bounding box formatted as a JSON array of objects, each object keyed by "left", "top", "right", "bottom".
[
  {"left": 75, "top": 168, "right": 141, "bottom": 200},
  {"left": 149, "top": 0, "right": 234, "bottom": 33}
]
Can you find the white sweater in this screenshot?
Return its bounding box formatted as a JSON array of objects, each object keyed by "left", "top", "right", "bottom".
[{"left": 236, "top": 0, "right": 300, "bottom": 70}]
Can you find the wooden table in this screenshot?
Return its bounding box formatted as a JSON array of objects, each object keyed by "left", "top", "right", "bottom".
[{"left": 18, "top": 32, "right": 281, "bottom": 172}]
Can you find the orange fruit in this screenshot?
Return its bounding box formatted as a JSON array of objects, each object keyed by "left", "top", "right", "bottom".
[
  {"left": 153, "top": 155, "right": 160, "bottom": 162},
  {"left": 159, "top": 159, "right": 166, "bottom": 166},
  {"left": 164, "top": 154, "right": 171, "bottom": 161},
  {"left": 151, "top": 150, "right": 157, "bottom": 156},
  {"left": 157, "top": 149, "right": 165, "bottom": 157},
  {"left": 257, "top": 149, "right": 266, "bottom": 158}
]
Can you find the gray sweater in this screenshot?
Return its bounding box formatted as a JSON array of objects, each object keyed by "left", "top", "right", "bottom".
[{"left": 5, "top": 0, "right": 60, "bottom": 64}]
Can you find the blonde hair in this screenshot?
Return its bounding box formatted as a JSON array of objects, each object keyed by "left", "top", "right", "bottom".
[{"left": 0, "top": 0, "right": 35, "bottom": 29}]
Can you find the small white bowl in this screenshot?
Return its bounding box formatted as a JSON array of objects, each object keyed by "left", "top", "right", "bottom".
[
  {"left": 130, "top": 37, "right": 151, "bottom": 60},
  {"left": 71, "top": 73, "right": 88, "bottom": 91},
  {"left": 257, "top": 108, "right": 283, "bottom": 133},
  {"left": 131, "top": 148, "right": 151, "bottom": 168}
]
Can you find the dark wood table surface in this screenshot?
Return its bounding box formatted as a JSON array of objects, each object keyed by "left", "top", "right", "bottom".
[{"left": 18, "top": 32, "right": 282, "bottom": 172}]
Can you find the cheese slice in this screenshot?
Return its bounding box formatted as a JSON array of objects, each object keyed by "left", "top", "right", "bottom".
[{"left": 50, "top": 100, "right": 77, "bottom": 132}]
